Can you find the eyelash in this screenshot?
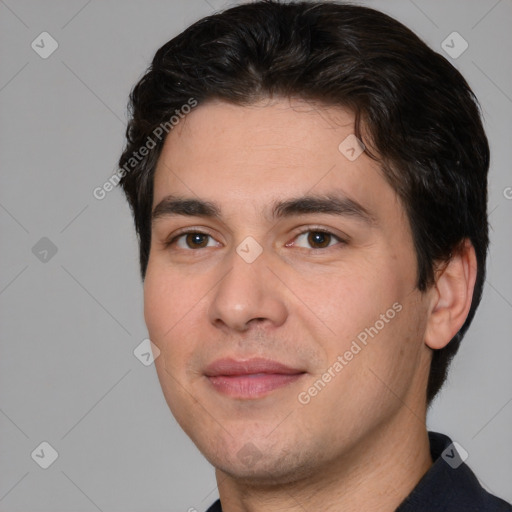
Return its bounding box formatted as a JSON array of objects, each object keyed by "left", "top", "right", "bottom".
[{"left": 164, "top": 227, "right": 347, "bottom": 252}]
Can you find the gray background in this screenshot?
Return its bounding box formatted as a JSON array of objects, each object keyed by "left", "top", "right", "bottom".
[{"left": 0, "top": 0, "right": 511, "bottom": 510}]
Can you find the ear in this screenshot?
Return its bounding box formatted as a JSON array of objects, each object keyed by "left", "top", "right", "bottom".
[{"left": 424, "top": 239, "right": 478, "bottom": 350}]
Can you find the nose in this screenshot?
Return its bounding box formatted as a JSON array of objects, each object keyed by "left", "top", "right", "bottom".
[{"left": 207, "top": 247, "right": 288, "bottom": 333}]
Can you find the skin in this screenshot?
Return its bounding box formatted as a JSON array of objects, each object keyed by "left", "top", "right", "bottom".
[{"left": 144, "top": 97, "right": 477, "bottom": 512}]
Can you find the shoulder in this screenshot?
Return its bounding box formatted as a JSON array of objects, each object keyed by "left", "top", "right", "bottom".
[
  {"left": 205, "top": 499, "right": 222, "bottom": 512},
  {"left": 396, "top": 431, "right": 512, "bottom": 512}
]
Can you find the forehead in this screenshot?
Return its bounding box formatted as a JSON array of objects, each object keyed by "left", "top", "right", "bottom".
[{"left": 152, "top": 97, "right": 400, "bottom": 223}]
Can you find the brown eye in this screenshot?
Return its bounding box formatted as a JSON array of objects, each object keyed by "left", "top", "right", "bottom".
[
  {"left": 165, "top": 231, "right": 217, "bottom": 250},
  {"left": 307, "top": 231, "right": 332, "bottom": 249},
  {"left": 185, "top": 233, "right": 210, "bottom": 248},
  {"left": 292, "top": 229, "right": 344, "bottom": 250}
]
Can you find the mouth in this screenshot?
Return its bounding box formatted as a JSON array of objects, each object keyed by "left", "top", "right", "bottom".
[{"left": 204, "top": 357, "right": 307, "bottom": 399}]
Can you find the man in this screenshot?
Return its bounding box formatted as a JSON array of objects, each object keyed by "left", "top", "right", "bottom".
[{"left": 118, "top": 1, "right": 511, "bottom": 510}]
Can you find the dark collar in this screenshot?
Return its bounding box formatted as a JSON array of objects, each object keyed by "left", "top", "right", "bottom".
[
  {"left": 396, "top": 431, "right": 511, "bottom": 511},
  {"left": 206, "top": 431, "right": 511, "bottom": 512}
]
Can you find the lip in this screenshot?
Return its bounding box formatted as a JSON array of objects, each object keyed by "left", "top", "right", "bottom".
[{"left": 204, "top": 357, "right": 307, "bottom": 399}]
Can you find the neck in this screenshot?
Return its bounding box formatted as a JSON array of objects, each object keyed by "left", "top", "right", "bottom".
[{"left": 215, "top": 409, "right": 432, "bottom": 512}]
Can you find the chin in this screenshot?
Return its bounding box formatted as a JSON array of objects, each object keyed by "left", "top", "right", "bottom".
[{"left": 199, "top": 436, "right": 322, "bottom": 487}]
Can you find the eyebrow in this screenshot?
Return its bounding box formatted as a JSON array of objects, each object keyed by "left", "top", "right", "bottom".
[{"left": 151, "top": 193, "right": 376, "bottom": 226}]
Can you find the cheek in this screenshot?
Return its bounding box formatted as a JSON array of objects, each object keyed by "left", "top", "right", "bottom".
[
  {"left": 143, "top": 270, "right": 169, "bottom": 340},
  {"left": 358, "top": 293, "right": 429, "bottom": 403},
  {"left": 314, "top": 257, "right": 424, "bottom": 387},
  {"left": 143, "top": 266, "right": 186, "bottom": 356},
  {"left": 144, "top": 258, "right": 190, "bottom": 329},
  {"left": 143, "top": 265, "right": 207, "bottom": 377},
  {"left": 316, "top": 260, "right": 399, "bottom": 333},
  {"left": 143, "top": 268, "right": 202, "bottom": 424}
]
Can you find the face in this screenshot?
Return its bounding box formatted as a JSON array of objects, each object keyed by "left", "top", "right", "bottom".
[{"left": 144, "top": 97, "right": 433, "bottom": 484}]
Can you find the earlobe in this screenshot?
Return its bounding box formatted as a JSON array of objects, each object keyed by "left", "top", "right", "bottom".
[{"left": 424, "top": 239, "right": 478, "bottom": 350}]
